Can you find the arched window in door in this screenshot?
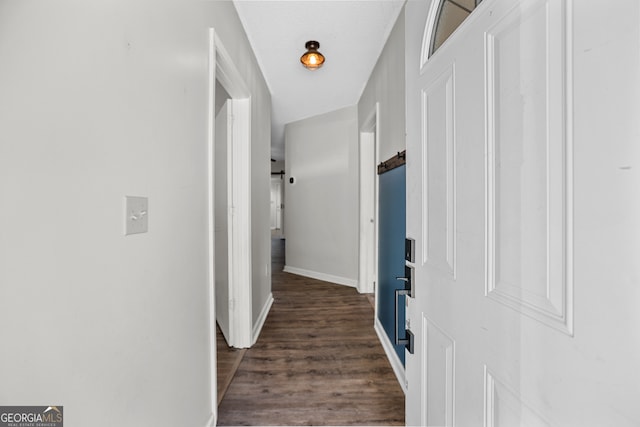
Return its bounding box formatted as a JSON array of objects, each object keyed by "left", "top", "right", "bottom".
[{"left": 428, "top": 0, "right": 483, "bottom": 57}]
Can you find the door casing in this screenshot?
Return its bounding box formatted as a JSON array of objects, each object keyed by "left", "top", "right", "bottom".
[
  {"left": 207, "top": 28, "right": 253, "bottom": 426},
  {"left": 358, "top": 103, "right": 380, "bottom": 295}
]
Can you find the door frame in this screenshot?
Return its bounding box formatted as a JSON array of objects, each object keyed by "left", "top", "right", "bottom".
[
  {"left": 270, "top": 175, "right": 284, "bottom": 233},
  {"left": 358, "top": 103, "right": 380, "bottom": 295},
  {"left": 214, "top": 100, "right": 233, "bottom": 346},
  {"left": 207, "top": 28, "right": 253, "bottom": 426}
]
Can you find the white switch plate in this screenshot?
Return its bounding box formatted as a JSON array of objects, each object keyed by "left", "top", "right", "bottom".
[{"left": 125, "top": 196, "right": 148, "bottom": 235}]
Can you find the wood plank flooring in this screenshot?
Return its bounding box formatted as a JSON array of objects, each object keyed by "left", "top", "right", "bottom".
[
  {"left": 216, "top": 325, "right": 246, "bottom": 405},
  {"left": 217, "top": 238, "right": 405, "bottom": 426}
]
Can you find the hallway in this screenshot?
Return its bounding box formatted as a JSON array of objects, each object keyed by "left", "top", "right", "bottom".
[{"left": 217, "top": 238, "right": 405, "bottom": 426}]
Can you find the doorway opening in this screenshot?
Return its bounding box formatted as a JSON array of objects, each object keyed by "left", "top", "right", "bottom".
[
  {"left": 359, "top": 103, "right": 379, "bottom": 296},
  {"left": 270, "top": 175, "right": 284, "bottom": 237},
  {"left": 207, "top": 28, "right": 253, "bottom": 425}
]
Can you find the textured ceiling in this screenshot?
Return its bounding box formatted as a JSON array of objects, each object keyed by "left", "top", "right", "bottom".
[{"left": 233, "top": 0, "right": 405, "bottom": 161}]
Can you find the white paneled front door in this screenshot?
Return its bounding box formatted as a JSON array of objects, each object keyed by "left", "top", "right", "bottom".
[{"left": 405, "top": 0, "right": 640, "bottom": 425}]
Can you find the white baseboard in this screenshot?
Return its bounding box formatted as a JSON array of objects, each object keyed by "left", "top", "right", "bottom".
[
  {"left": 374, "top": 317, "right": 407, "bottom": 394},
  {"left": 357, "top": 279, "right": 374, "bottom": 294},
  {"left": 252, "top": 293, "right": 274, "bottom": 345},
  {"left": 206, "top": 411, "right": 216, "bottom": 427},
  {"left": 283, "top": 265, "right": 358, "bottom": 288}
]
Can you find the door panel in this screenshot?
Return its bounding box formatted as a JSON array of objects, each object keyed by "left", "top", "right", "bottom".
[
  {"left": 485, "top": 0, "right": 571, "bottom": 333},
  {"left": 377, "top": 164, "right": 407, "bottom": 365},
  {"left": 423, "top": 65, "right": 456, "bottom": 276}
]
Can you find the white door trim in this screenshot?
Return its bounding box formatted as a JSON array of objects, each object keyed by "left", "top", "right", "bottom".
[
  {"left": 358, "top": 103, "right": 380, "bottom": 295},
  {"left": 228, "top": 96, "right": 253, "bottom": 348},
  {"left": 207, "top": 28, "right": 253, "bottom": 426},
  {"left": 206, "top": 27, "right": 217, "bottom": 427}
]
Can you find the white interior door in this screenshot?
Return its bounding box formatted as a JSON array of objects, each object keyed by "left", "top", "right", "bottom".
[
  {"left": 270, "top": 177, "right": 283, "bottom": 231},
  {"left": 359, "top": 131, "right": 377, "bottom": 294},
  {"left": 276, "top": 179, "right": 283, "bottom": 230},
  {"left": 270, "top": 178, "right": 277, "bottom": 230},
  {"left": 215, "top": 100, "right": 232, "bottom": 345},
  {"left": 405, "top": 0, "right": 640, "bottom": 426}
]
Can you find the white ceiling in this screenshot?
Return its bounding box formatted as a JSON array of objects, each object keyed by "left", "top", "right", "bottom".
[{"left": 232, "top": 0, "right": 406, "bottom": 161}]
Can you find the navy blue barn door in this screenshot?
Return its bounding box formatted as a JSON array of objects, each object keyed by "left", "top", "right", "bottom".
[{"left": 377, "top": 162, "right": 407, "bottom": 365}]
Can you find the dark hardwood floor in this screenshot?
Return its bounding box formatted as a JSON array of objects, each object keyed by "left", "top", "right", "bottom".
[
  {"left": 216, "top": 325, "right": 246, "bottom": 406},
  {"left": 217, "top": 237, "right": 405, "bottom": 426}
]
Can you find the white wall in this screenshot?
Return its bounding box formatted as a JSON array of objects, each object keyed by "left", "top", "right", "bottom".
[
  {"left": 284, "top": 106, "right": 359, "bottom": 287},
  {"left": 0, "top": 1, "right": 271, "bottom": 426},
  {"left": 358, "top": 10, "right": 406, "bottom": 161}
]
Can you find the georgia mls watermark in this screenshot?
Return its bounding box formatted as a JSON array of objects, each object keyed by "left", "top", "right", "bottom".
[{"left": 0, "top": 406, "right": 63, "bottom": 427}]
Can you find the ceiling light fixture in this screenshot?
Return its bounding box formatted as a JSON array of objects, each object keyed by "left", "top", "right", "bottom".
[{"left": 300, "top": 40, "right": 325, "bottom": 70}]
